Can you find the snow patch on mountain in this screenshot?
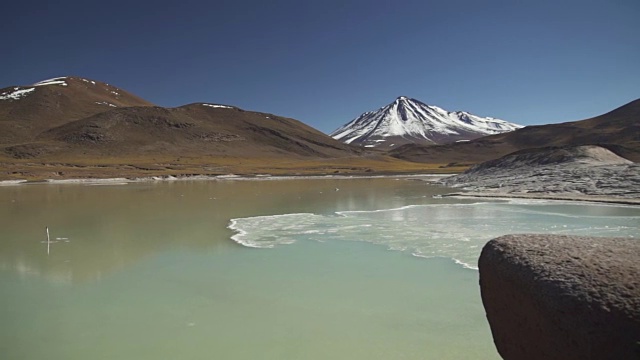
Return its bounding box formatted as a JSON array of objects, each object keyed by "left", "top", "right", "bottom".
[
  {"left": 331, "top": 97, "right": 522, "bottom": 147},
  {"left": 0, "top": 87, "right": 35, "bottom": 101},
  {"left": 96, "top": 101, "right": 117, "bottom": 107},
  {"left": 33, "top": 77, "right": 68, "bottom": 87},
  {"left": 203, "top": 104, "right": 232, "bottom": 109}
]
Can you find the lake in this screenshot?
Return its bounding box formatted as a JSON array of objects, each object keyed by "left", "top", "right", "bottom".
[{"left": 1, "top": 177, "right": 638, "bottom": 359}]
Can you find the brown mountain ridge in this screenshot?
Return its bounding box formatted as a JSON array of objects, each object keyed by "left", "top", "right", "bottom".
[
  {"left": 1, "top": 76, "right": 448, "bottom": 180},
  {"left": 389, "top": 98, "right": 640, "bottom": 164},
  {"left": 37, "top": 103, "right": 359, "bottom": 158},
  {"left": 0, "top": 76, "right": 359, "bottom": 160},
  {"left": 1, "top": 76, "right": 636, "bottom": 180},
  {"left": 0, "top": 76, "right": 154, "bottom": 144}
]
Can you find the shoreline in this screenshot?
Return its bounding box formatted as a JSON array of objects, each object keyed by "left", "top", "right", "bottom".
[
  {"left": 3, "top": 172, "right": 638, "bottom": 207},
  {"left": 444, "top": 191, "right": 640, "bottom": 206},
  {"left": 0, "top": 173, "right": 450, "bottom": 186}
]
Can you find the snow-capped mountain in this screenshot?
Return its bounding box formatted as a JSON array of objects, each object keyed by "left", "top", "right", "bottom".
[{"left": 330, "top": 96, "right": 523, "bottom": 148}]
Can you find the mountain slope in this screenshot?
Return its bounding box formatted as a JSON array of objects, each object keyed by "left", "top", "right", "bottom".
[
  {"left": 390, "top": 98, "right": 640, "bottom": 164},
  {"left": 330, "top": 96, "right": 522, "bottom": 148},
  {"left": 32, "top": 103, "right": 359, "bottom": 159},
  {"left": 0, "top": 76, "right": 154, "bottom": 144},
  {"left": 0, "top": 76, "right": 362, "bottom": 161}
]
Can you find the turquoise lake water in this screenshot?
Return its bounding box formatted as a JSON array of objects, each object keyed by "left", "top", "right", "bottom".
[{"left": 1, "top": 177, "right": 638, "bottom": 359}]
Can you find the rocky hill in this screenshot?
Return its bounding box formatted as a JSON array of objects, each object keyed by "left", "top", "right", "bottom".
[
  {"left": 441, "top": 145, "right": 640, "bottom": 203},
  {"left": 33, "top": 102, "right": 359, "bottom": 159},
  {"left": 1, "top": 76, "right": 454, "bottom": 180},
  {"left": 0, "top": 77, "right": 154, "bottom": 144},
  {"left": 0, "top": 76, "right": 362, "bottom": 161}
]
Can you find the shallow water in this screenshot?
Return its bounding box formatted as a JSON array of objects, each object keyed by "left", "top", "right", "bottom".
[{"left": 1, "top": 178, "right": 638, "bottom": 359}]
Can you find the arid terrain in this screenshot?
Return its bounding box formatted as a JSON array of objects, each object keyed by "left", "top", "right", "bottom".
[
  {"left": 441, "top": 145, "right": 640, "bottom": 204},
  {"left": 1, "top": 77, "right": 637, "bottom": 182},
  {"left": 389, "top": 99, "right": 640, "bottom": 165},
  {"left": 0, "top": 77, "right": 465, "bottom": 180}
]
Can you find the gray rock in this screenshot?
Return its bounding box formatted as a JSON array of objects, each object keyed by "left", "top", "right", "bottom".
[
  {"left": 479, "top": 234, "right": 640, "bottom": 360},
  {"left": 441, "top": 145, "right": 640, "bottom": 201}
]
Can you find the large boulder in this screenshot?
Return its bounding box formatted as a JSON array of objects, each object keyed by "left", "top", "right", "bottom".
[{"left": 479, "top": 234, "right": 640, "bottom": 360}]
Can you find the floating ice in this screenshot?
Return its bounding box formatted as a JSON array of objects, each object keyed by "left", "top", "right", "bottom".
[{"left": 229, "top": 201, "right": 640, "bottom": 270}]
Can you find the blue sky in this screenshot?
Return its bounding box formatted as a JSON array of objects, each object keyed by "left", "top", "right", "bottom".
[{"left": 2, "top": 0, "right": 639, "bottom": 133}]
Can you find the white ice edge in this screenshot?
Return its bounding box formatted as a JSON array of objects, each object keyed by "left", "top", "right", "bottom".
[
  {"left": 227, "top": 209, "right": 486, "bottom": 270},
  {"left": 443, "top": 194, "right": 640, "bottom": 209},
  {"left": 411, "top": 252, "right": 479, "bottom": 270},
  {"left": 0, "top": 180, "right": 28, "bottom": 186},
  {"left": 228, "top": 213, "right": 314, "bottom": 248},
  {"left": 334, "top": 198, "right": 606, "bottom": 216},
  {"left": 334, "top": 202, "right": 493, "bottom": 216},
  {"left": 228, "top": 219, "right": 272, "bottom": 248}
]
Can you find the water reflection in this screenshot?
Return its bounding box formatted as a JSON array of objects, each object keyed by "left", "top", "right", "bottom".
[{"left": 0, "top": 178, "right": 452, "bottom": 284}]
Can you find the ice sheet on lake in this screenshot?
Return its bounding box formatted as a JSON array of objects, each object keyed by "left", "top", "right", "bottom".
[{"left": 229, "top": 201, "right": 640, "bottom": 269}]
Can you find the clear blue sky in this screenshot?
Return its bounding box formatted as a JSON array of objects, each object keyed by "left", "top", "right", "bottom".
[{"left": 2, "top": 0, "right": 639, "bottom": 133}]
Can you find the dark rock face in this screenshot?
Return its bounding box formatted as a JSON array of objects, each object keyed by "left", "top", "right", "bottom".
[{"left": 479, "top": 234, "right": 640, "bottom": 360}]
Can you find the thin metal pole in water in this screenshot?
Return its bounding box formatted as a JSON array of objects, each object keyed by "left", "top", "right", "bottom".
[{"left": 46, "top": 226, "right": 50, "bottom": 255}]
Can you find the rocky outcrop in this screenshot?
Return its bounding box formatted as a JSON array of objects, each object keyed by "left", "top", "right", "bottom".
[
  {"left": 441, "top": 145, "right": 640, "bottom": 201},
  {"left": 479, "top": 234, "right": 640, "bottom": 360}
]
